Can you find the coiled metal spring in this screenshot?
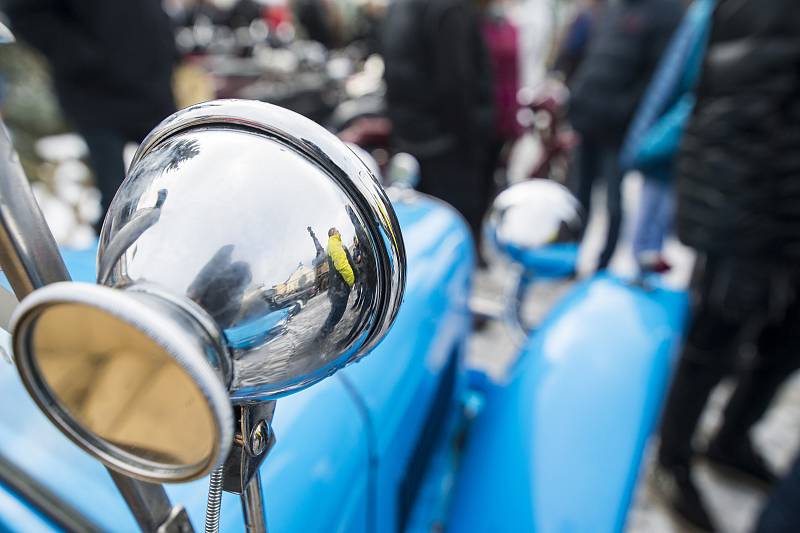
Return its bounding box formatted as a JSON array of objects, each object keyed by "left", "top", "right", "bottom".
[{"left": 205, "top": 466, "right": 224, "bottom": 533}]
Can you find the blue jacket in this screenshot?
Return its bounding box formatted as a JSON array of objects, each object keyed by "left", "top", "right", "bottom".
[{"left": 619, "top": 0, "right": 714, "bottom": 181}]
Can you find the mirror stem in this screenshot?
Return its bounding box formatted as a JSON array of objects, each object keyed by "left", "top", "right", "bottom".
[
  {"left": 221, "top": 402, "right": 275, "bottom": 533},
  {"left": 110, "top": 471, "right": 193, "bottom": 533},
  {"left": 242, "top": 472, "right": 267, "bottom": 533},
  {"left": 0, "top": 120, "right": 192, "bottom": 533}
]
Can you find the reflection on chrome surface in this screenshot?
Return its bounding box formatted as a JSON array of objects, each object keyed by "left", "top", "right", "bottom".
[
  {"left": 97, "top": 100, "right": 405, "bottom": 401},
  {"left": 484, "top": 179, "right": 583, "bottom": 265}
]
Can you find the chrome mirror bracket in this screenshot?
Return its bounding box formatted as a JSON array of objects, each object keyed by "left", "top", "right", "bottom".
[
  {"left": 109, "top": 471, "right": 193, "bottom": 533},
  {"left": 205, "top": 402, "right": 275, "bottom": 533},
  {"left": 222, "top": 402, "right": 276, "bottom": 495}
]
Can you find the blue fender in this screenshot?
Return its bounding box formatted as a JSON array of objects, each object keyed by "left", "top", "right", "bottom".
[
  {"left": 447, "top": 275, "right": 688, "bottom": 533},
  {"left": 341, "top": 196, "right": 475, "bottom": 533}
]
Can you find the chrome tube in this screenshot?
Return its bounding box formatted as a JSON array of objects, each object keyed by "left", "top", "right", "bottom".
[
  {"left": 109, "top": 471, "right": 179, "bottom": 532},
  {"left": 241, "top": 472, "right": 267, "bottom": 533},
  {"left": 0, "top": 120, "right": 193, "bottom": 533},
  {"left": 0, "top": 123, "right": 70, "bottom": 298}
]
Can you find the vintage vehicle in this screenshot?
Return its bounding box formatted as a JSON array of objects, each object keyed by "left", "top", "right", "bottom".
[{"left": 0, "top": 27, "right": 687, "bottom": 533}]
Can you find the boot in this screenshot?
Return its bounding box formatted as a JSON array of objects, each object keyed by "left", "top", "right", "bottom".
[
  {"left": 707, "top": 342, "right": 797, "bottom": 488},
  {"left": 705, "top": 436, "right": 777, "bottom": 487},
  {"left": 658, "top": 347, "right": 723, "bottom": 469},
  {"left": 651, "top": 462, "right": 717, "bottom": 531}
]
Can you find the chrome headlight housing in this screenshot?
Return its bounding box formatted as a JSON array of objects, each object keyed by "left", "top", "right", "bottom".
[{"left": 11, "top": 100, "right": 406, "bottom": 482}]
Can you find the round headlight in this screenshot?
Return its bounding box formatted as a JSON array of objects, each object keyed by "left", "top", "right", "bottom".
[
  {"left": 11, "top": 100, "right": 406, "bottom": 482},
  {"left": 484, "top": 179, "right": 583, "bottom": 275}
]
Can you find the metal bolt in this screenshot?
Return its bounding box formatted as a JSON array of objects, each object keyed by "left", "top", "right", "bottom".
[{"left": 250, "top": 421, "right": 269, "bottom": 456}]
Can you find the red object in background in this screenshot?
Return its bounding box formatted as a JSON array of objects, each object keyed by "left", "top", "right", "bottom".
[
  {"left": 264, "top": 4, "right": 292, "bottom": 30},
  {"left": 338, "top": 117, "right": 392, "bottom": 148},
  {"left": 482, "top": 14, "right": 522, "bottom": 141},
  {"left": 519, "top": 81, "right": 577, "bottom": 183}
]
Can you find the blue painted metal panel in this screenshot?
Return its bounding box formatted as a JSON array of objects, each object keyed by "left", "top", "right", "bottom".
[
  {"left": 340, "top": 197, "right": 475, "bottom": 533},
  {"left": 448, "top": 275, "right": 688, "bottom": 533},
  {"left": 510, "top": 242, "right": 579, "bottom": 278}
]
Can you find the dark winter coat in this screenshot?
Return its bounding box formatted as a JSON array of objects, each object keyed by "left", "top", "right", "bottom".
[
  {"left": 381, "top": 0, "right": 494, "bottom": 158},
  {"left": 6, "top": 0, "right": 177, "bottom": 138},
  {"left": 568, "top": 0, "right": 684, "bottom": 144},
  {"left": 675, "top": 0, "right": 800, "bottom": 260}
]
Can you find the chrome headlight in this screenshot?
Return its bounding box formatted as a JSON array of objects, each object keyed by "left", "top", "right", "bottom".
[
  {"left": 484, "top": 179, "right": 583, "bottom": 274},
  {"left": 11, "top": 100, "right": 406, "bottom": 482}
]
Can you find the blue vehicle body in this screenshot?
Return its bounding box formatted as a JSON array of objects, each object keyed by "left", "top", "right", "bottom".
[
  {"left": 0, "top": 196, "right": 473, "bottom": 533},
  {"left": 0, "top": 196, "right": 689, "bottom": 532},
  {"left": 448, "top": 277, "right": 688, "bottom": 533}
]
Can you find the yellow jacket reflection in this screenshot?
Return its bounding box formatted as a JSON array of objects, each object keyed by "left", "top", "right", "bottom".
[{"left": 327, "top": 232, "right": 355, "bottom": 287}]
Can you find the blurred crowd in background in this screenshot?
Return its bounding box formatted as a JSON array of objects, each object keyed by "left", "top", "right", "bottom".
[{"left": 0, "top": 0, "right": 799, "bottom": 531}]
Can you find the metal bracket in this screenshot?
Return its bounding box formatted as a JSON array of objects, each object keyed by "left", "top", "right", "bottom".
[
  {"left": 219, "top": 402, "right": 276, "bottom": 533},
  {"left": 157, "top": 506, "right": 193, "bottom": 533},
  {"left": 109, "top": 471, "right": 194, "bottom": 533},
  {"left": 221, "top": 401, "right": 276, "bottom": 494}
]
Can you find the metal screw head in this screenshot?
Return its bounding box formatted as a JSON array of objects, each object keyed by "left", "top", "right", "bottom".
[{"left": 250, "top": 421, "right": 269, "bottom": 456}]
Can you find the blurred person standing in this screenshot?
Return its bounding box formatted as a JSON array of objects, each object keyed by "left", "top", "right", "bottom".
[
  {"left": 554, "top": 0, "right": 605, "bottom": 87},
  {"left": 480, "top": 0, "right": 521, "bottom": 203},
  {"left": 654, "top": 1, "right": 800, "bottom": 530},
  {"left": 382, "top": 0, "right": 494, "bottom": 251},
  {"left": 568, "top": 0, "right": 683, "bottom": 271},
  {"left": 293, "top": 0, "right": 342, "bottom": 48},
  {"left": 619, "top": 0, "right": 714, "bottom": 277},
  {"left": 6, "top": 0, "right": 177, "bottom": 227}
]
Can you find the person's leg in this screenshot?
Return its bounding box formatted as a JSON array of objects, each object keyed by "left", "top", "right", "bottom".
[
  {"left": 632, "top": 177, "right": 661, "bottom": 259},
  {"left": 321, "top": 290, "right": 349, "bottom": 336},
  {"left": 80, "top": 129, "right": 127, "bottom": 228},
  {"left": 570, "top": 138, "right": 599, "bottom": 239},
  {"left": 596, "top": 144, "right": 624, "bottom": 270},
  {"left": 658, "top": 303, "right": 741, "bottom": 468},
  {"left": 633, "top": 178, "right": 675, "bottom": 271},
  {"left": 654, "top": 258, "right": 741, "bottom": 530},
  {"left": 483, "top": 137, "right": 505, "bottom": 197},
  {"left": 707, "top": 288, "right": 800, "bottom": 484},
  {"left": 755, "top": 455, "right": 800, "bottom": 533},
  {"left": 418, "top": 148, "right": 484, "bottom": 244}
]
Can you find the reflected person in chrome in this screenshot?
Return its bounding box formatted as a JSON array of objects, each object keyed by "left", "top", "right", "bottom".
[{"left": 320, "top": 227, "right": 356, "bottom": 339}]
